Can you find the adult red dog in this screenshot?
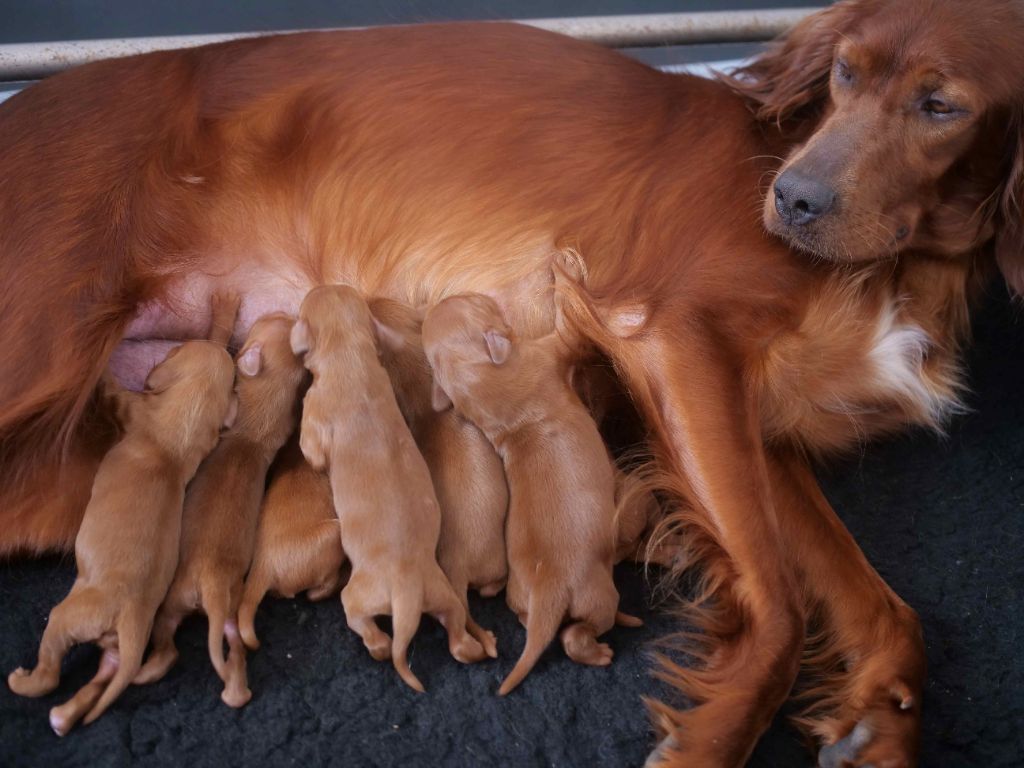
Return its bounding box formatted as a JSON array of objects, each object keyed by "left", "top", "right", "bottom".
[{"left": 1, "top": 1, "right": 1022, "bottom": 765}]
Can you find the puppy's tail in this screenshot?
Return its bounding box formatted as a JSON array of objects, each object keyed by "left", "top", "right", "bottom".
[
  {"left": 82, "top": 606, "right": 149, "bottom": 725},
  {"left": 202, "top": 580, "right": 231, "bottom": 682},
  {"left": 391, "top": 587, "right": 425, "bottom": 693},
  {"left": 237, "top": 568, "right": 269, "bottom": 651},
  {"left": 498, "top": 579, "right": 565, "bottom": 696}
]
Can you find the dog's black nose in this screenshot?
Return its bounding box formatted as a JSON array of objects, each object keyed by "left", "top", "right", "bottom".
[{"left": 773, "top": 170, "right": 836, "bottom": 226}]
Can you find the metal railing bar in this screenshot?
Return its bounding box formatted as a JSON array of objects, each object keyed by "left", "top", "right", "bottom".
[{"left": 0, "top": 9, "right": 816, "bottom": 82}]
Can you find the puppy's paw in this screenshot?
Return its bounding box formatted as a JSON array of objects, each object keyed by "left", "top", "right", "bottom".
[
  {"left": 365, "top": 638, "right": 392, "bottom": 662},
  {"left": 450, "top": 635, "right": 487, "bottom": 664},
  {"left": 8, "top": 666, "right": 59, "bottom": 697},
  {"left": 221, "top": 684, "right": 253, "bottom": 709}
]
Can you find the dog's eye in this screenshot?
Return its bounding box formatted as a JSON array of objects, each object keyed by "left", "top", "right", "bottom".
[
  {"left": 922, "top": 97, "right": 954, "bottom": 116},
  {"left": 833, "top": 58, "right": 854, "bottom": 85}
]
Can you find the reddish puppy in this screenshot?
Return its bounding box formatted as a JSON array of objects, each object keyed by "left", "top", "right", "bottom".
[
  {"left": 237, "top": 435, "right": 345, "bottom": 650},
  {"left": 6, "top": 340, "right": 235, "bottom": 733},
  {"left": 423, "top": 293, "right": 641, "bottom": 695},
  {"left": 369, "top": 297, "right": 507, "bottom": 658},
  {"left": 292, "top": 285, "right": 487, "bottom": 691},
  {"left": 135, "top": 306, "right": 305, "bottom": 706}
]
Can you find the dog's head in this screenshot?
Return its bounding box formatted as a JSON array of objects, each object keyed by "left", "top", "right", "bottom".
[{"left": 730, "top": 0, "right": 1024, "bottom": 292}]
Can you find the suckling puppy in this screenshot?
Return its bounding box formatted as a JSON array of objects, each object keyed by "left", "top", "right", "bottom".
[
  {"left": 422, "top": 293, "right": 641, "bottom": 696},
  {"left": 134, "top": 310, "right": 305, "bottom": 707},
  {"left": 369, "top": 297, "right": 507, "bottom": 659},
  {"left": 292, "top": 285, "right": 487, "bottom": 691},
  {"left": 237, "top": 433, "right": 345, "bottom": 650},
  {"left": 6, "top": 339, "right": 236, "bottom": 734}
]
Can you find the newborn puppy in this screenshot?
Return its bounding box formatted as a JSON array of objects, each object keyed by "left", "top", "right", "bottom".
[
  {"left": 292, "top": 285, "right": 487, "bottom": 692},
  {"left": 369, "top": 297, "right": 507, "bottom": 658},
  {"left": 422, "top": 293, "right": 640, "bottom": 696},
  {"left": 237, "top": 433, "right": 346, "bottom": 650},
  {"left": 7, "top": 339, "right": 236, "bottom": 734},
  {"left": 134, "top": 311, "right": 305, "bottom": 707}
]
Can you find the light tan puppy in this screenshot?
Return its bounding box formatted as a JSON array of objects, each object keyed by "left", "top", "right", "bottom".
[
  {"left": 369, "top": 298, "right": 507, "bottom": 658},
  {"left": 134, "top": 310, "right": 305, "bottom": 706},
  {"left": 237, "top": 433, "right": 345, "bottom": 650},
  {"left": 6, "top": 340, "right": 236, "bottom": 734},
  {"left": 292, "top": 285, "right": 487, "bottom": 692},
  {"left": 422, "top": 293, "right": 641, "bottom": 696}
]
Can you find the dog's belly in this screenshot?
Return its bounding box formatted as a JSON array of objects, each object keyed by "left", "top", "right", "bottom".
[{"left": 114, "top": 238, "right": 561, "bottom": 390}]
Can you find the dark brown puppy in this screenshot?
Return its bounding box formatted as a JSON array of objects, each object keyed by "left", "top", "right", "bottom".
[
  {"left": 292, "top": 285, "right": 487, "bottom": 692},
  {"left": 423, "top": 293, "right": 640, "bottom": 695},
  {"left": 6, "top": 339, "right": 235, "bottom": 734}
]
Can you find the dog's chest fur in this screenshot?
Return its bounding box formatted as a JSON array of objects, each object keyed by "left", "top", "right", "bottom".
[{"left": 755, "top": 274, "right": 965, "bottom": 456}]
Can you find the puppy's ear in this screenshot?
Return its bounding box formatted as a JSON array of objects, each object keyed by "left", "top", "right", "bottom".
[
  {"left": 290, "top": 320, "right": 311, "bottom": 356},
  {"left": 996, "top": 111, "right": 1024, "bottom": 295},
  {"left": 372, "top": 317, "right": 406, "bottom": 353},
  {"left": 431, "top": 381, "right": 454, "bottom": 412},
  {"left": 143, "top": 347, "right": 182, "bottom": 393},
  {"left": 484, "top": 330, "right": 512, "bottom": 365},
  {"left": 237, "top": 343, "right": 263, "bottom": 377},
  {"left": 721, "top": 1, "right": 858, "bottom": 123},
  {"left": 223, "top": 395, "right": 239, "bottom": 430},
  {"left": 299, "top": 416, "right": 329, "bottom": 471}
]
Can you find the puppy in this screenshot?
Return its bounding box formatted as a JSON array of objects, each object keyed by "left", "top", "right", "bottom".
[
  {"left": 237, "top": 433, "right": 345, "bottom": 650},
  {"left": 7, "top": 339, "right": 236, "bottom": 734},
  {"left": 134, "top": 311, "right": 305, "bottom": 706},
  {"left": 368, "top": 297, "right": 507, "bottom": 658},
  {"left": 291, "top": 285, "right": 487, "bottom": 692},
  {"left": 422, "top": 293, "right": 640, "bottom": 696}
]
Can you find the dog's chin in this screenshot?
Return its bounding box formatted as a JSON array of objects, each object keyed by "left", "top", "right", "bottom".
[{"left": 764, "top": 213, "right": 868, "bottom": 264}]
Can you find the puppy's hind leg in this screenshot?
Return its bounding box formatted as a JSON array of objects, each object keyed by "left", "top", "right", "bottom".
[
  {"left": 426, "top": 570, "right": 488, "bottom": 664},
  {"left": 341, "top": 576, "right": 392, "bottom": 662},
  {"left": 560, "top": 622, "right": 613, "bottom": 667},
  {"left": 82, "top": 604, "right": 152, "bottom": 724},
  {"left": 133, "top": 606, "right": 182, "bottom": 685},
  {"left": 49, "top": 648, "right": 119, "bottom": 736},
  {"left": 8, "top": 589, "right": 107, "bottom": 697},
  {"left": 237, "top": 565, "right": 272, "bottom": 651},
  {"left": 220, "top": 620, "right": 251, "bottom": 708}
]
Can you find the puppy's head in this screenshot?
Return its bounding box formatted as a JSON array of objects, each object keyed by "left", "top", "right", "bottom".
[
  {"left": 238, "top": 313, "right": 305, "bottom": 383},
  {"left": 145, "top": 340, "right": 238, "bottom": 443},
  {"left": 291, "top": 285, "right": 394, "bottom": 363},
  {"left": 421, "top": 294, "right": 514, "bottom": 414}
]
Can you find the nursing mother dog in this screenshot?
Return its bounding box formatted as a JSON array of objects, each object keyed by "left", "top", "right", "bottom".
[{"left": 2, "top": 1, "right": 1023, "bottom": 765}]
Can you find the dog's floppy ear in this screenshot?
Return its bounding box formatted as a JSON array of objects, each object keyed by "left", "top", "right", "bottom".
[
  {"left": 996, "top": 110, "right": 1024, "bottom": 296},
  {"left": 431, "top": 381, "right": 453, "bottom": 412},
  {"left": 722, "top": 0, "right": 860, "bottom": 124},
  {"left": 484, "top": 330, "right": 512, "bottom": 365},
  {"left": 290, "top": 319, "right": 312, "bottom": 356},
  {"left": 237, "top": 343, "right": 263, "bottom": 377}
]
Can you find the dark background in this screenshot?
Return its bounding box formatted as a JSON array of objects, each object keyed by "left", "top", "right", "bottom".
[{"left": 1, "top": 2, "right": 1022, "bottom": 767}]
